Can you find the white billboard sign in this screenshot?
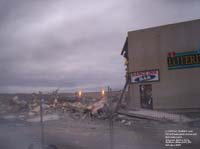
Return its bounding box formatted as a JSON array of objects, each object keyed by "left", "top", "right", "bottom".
[{"left": 131, "top": 69, "right": 160, "bottom": 83}]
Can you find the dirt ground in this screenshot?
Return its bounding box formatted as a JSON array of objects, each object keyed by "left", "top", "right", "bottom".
[{"left": 0, "top": 113, "right": 199, "bottom": 149}]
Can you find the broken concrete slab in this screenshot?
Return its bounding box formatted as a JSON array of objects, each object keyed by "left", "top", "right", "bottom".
[
  {"left": 87, "top": 99, "right": 107, "bottom": 115},
  {"left": 3, "top": 115, "right": 17, "bottom": 120},
  {"left": 31, "top": 106, "right": 40, "bottom": 113},
  {"left": 27, "top": 114, "right": 60, "bottom": 122},
  {"left": 118, "top": 109, "right": 193, "bottom": 123}
]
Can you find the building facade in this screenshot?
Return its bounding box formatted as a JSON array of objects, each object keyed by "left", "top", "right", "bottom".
[{"left": 122, "top": 19, "right": 200, "bottom": 110}]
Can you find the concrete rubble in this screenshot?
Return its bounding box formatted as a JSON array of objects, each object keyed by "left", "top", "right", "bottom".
[
  {"left": 0, "top": 92, "right": 119, "bottom": 122},
  {"left": 0, "top": 92, "right": 198, "bottom": 126}
]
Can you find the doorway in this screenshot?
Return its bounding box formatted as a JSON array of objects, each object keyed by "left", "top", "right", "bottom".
[{"left": 140, "top": 84, "right": 153, "bottom": 109}]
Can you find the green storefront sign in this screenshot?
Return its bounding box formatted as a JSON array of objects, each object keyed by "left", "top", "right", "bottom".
[{"left": 167, "top": 50, "right": 200, "bottom": 70}]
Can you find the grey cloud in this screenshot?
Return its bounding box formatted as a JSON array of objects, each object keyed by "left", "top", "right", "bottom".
[{"left": 0, "top": 0, "right": 200, "bottom": 93}]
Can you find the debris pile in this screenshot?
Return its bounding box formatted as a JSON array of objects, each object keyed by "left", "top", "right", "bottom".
[{"left": 0, "top": 91, "right": 121, "bottom": 122}]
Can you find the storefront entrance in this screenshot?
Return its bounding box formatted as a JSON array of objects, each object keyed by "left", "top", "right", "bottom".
[{"left": 140, "top": 84, "right": 153, "bottom": 109}]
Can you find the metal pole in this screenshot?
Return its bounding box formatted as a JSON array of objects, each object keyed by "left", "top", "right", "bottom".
[
  {"left": 40, "top": 97, "right": 45, "bottom": 149},
  {"left": 108, "top": 86, "right": 114, "bottom": 149},
  {"left": 114, "top": 80, "right": 129, "bottom": 113}
]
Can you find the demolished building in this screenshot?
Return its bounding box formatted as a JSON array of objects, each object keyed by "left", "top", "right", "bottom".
[{"left": 121, "top": 19, "right": 200, "bottom": 110}]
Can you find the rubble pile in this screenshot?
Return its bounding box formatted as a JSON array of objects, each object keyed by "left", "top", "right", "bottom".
[{"left": 0, "top": 92, "right": 121, "bottom": 122}]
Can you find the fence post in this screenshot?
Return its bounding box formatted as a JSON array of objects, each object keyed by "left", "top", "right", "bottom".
[
  {"left": 108, "top": 86, "right": 114, "bottom": 149},
  {"left": 39, "top": 92, "right": 45, "bottom": 149}
]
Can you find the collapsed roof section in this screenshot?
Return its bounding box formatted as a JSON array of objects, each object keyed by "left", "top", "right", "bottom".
[{"left": 121, "top": 37, "right": 128, "bottom": 59}]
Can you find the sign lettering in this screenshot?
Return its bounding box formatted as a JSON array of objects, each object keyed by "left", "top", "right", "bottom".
[{"left": 167, "top": 51, "right": 200, "bottom": 70}]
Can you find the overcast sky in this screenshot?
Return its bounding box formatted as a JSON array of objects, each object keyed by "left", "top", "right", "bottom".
[{"left": 0, "top": 0, "right": 200, "bottom": 93}]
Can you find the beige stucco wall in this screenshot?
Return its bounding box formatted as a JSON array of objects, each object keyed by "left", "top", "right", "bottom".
[{"left": 127, "top": 19, "right": 200, "bottom": 110}]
